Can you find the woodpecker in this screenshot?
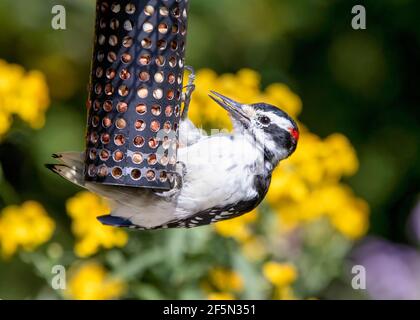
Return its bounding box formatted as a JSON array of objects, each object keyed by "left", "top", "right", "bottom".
[{"left": 47, "top": 91, "right": 299, "bottom": 230}]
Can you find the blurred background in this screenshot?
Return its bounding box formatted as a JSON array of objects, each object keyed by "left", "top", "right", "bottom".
[{"left": 0, "top": 0, "right": 419, "bottom": 299}]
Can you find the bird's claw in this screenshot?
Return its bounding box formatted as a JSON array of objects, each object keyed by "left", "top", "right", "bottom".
[
  {"left": 169, "top": 161, "right": 186, "bottom": 191},
  {"left": 155, "top": 161, "right": 186, "bottom": 199},
  {"left": 181, "top": 65, "right": 196, "bottom": 120},
  {"left": 175, "top": 160, "right": 187, "bottom": 177}
]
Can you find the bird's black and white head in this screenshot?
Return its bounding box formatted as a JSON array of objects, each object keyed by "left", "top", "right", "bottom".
[{"left": 209, "top": 91, "right": 299, "bottom": 170}]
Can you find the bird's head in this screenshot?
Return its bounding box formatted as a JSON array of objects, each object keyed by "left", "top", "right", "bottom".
[{"left": 209, "top": 91, "right": 299, "bottom": 168}]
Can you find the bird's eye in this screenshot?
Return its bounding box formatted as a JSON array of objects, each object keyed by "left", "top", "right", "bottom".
[{"left": 259, "top": 116, "right": 271, "bottom": 125}]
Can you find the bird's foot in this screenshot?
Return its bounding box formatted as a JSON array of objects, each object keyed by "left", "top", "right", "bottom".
[
  {"left": 168, "top": 161, "right": 186, "bottom": 191},
  {"left": 184, "top": 65, "right": 196, "bottom": 88},
  {"left": 175, "top": 160, "right": 187, "bottom": 177},
  {"left": 155, "top": 161, "right": 186, "bottom": 199},
  {"left": 181, "top": 66, "right": 196, "bottom": 120}
]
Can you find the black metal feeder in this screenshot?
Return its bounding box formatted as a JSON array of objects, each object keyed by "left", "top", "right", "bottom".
[{"left": 85, "top": 0, "right": 189, "bottom": 190}]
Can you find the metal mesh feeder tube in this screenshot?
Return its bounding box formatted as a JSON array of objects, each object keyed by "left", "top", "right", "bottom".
[{"left": 85, "top": 0, "right": 189, "bottom": 190}]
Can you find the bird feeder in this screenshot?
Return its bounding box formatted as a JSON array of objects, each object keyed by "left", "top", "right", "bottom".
[{"left": 84, "top": 0, "right": 189, "bottom": 190}]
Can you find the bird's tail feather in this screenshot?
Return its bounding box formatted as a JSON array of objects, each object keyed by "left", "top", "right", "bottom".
[
  {"left": 97, "top": 215, "right": 136, "bottom": 228},
  {"left": 46, "top": 152, "right": 85, "bottom": 187},
  {"left": 52, "top": 151, "right": 85, "bottom": 169},
  {"left": 45, "top": 164, "right": 85, "bottom": 187}
]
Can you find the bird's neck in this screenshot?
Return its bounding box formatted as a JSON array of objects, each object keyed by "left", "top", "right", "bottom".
[
  {"left": 263, "top": 148, "right": 281, "bottom": 173},
  {"left": 239, "top": 132, "right": 280, "bottom": 178}
]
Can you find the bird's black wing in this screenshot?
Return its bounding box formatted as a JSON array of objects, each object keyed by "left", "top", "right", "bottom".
[
  {"left": 98, "top": 199, "right": 259, "bottom": 230},
  {"left": 97, "top": 175, "right": 270, "bottom": 231},
  {"left": 151, "top": 174, "right": 270, "bottom": 230},
  {"left": 151, "top": 198, "right": 259, "bottom": 230}
]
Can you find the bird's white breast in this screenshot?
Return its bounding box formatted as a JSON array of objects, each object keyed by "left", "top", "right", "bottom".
[
  {"left": 174, "top": 134, "right": 262, "bottom": 218},
  {"left": 114, "top": 134, "right": 264, "bottom": 228}
]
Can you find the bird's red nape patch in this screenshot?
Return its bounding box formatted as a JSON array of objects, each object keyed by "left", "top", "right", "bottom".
[{"left": 289, "top": 128, "right": 299, "bottom": 141}]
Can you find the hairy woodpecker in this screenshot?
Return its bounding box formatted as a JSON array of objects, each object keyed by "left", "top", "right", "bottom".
[{"left": 47, "top": 91, "right": 299, "bottom": 230}]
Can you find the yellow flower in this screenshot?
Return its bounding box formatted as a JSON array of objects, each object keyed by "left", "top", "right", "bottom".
[
  {"left": 213, "top": 209, "right": 258, "bottom": 242},
  {"left": 0, "top": 111, "right": 11, "bottom": 136},
  {"left": 329, "top": 198, "right": 369, "bottom": 239},
  {"left": 323, "top": 133, "right": 359, "bottom": 179},
  {"left": 262, "top": 262, "right": 297, "bottom": 287},
  {"left": 264, "top": 83, "right": 302, "bottom": 117},
  {"left": 188, "top": 68, "right": 369, "bottom": 240},
  {"left": 241, "top": 236, "right": 267, "bottom": 261},
  {"left": 237, "top": 69, "right": 261, "bottom": 90},
  {"left": 265, "top": 131, "right": 367, "bottom": 237},
  {"left": 187, "top": 68, "right": 301, "bottom": 130},
  {"left": 0, "top": 59, "right": 50, "bottom": 137},
  {"left": 270, "top": 183, "right": 369, "bottom": 238},
  {"left": 17, "top": 70, "right": 50, "bottom": 129},
  {"left": 66, "top": 191, "right": 128, "bottom": 257},
  {"left": 273, "top": 286, "right": 297, "bottom": 300},
  {"left": 208, "top": 267, "right": 244, "bottom": 293},
  {"left": 207, "top": 293, "right": 235, "bottom": 300},
  {"left": 0, "top": 201, "right": 55, "bottom": 258},
  {"left": 66, "top": 262, "right": 125, "bottom": 300}
]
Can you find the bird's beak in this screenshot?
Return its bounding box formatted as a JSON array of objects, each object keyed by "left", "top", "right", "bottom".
[{"left": 208, "top": 91, "right": 251, "bottom": 125}]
